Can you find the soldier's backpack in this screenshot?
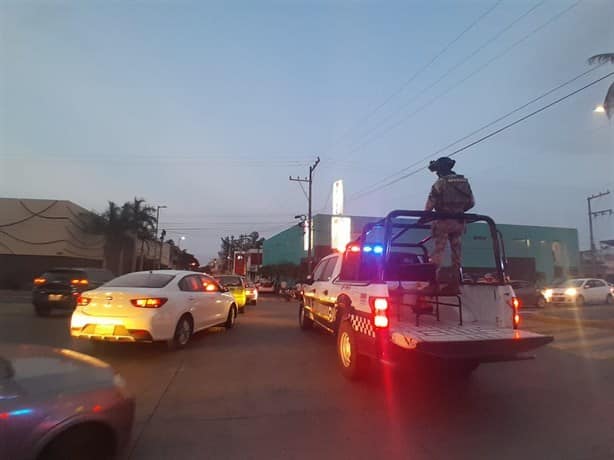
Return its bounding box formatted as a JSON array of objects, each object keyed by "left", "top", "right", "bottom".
[{"left": 440, "top": 174, "right": 475, "bottom": 212}]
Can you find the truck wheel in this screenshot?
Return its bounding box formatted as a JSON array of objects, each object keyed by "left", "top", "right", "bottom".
[
  {"left": 337, "top": 320, "right": 369, "bottom": 380},
  {"left": 299, "top": 304, "right": 313, "bottom": 330}
]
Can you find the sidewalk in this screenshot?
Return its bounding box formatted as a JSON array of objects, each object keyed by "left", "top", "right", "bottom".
[{"left": 524, "top": 304, "right": 614, "bottom": 330}]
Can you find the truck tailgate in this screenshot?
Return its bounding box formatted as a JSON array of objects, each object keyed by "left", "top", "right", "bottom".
[{"left": 390, "top": 322, "right": 553, "bottom": 360}]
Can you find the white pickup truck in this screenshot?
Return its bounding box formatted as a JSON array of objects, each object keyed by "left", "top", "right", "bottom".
[{"left": 299, "top": 210, "right": 553, "bottom": 380}]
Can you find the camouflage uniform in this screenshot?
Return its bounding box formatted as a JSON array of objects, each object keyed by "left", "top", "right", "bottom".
[{"left": 425, "top": 174, "right": 475, "bottom": 273}]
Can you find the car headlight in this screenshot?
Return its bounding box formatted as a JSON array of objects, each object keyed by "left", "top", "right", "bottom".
[
  {"left": 543, "top": 289, "right": 553, "bottom": 299},
  {"left": 564, "top": 288, "right": 577, "bottom": 296}
]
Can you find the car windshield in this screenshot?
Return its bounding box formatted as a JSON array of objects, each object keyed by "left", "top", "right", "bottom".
[
  {"left": 41, "top": 270, "right": 87, "bottom": 282},
  {"left": 556, "top": 280, "right": 585, "bottom": 288},
  {"left": 216, "top": 276, "right": 242, "bottom": 287},
  {"left": 104, "top": 273, "right": 175, "bottom": 288}
]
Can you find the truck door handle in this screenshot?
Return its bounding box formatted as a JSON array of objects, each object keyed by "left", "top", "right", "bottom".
[{"left": 323, "top": 290, "right": 328, "bottom": 296}]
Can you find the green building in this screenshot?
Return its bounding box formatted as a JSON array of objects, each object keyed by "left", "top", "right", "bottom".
[{"left": 263, "top": 213, "right": 579, "bottom": 283}]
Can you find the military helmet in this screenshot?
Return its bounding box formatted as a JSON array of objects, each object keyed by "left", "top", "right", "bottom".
[{"left": 428, "top": 156, "right": 456, "bottom": 172}]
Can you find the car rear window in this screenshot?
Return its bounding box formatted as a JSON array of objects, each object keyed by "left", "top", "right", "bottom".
[
  {"left": 216, "top": 276, "right": 242, "bottom": 287},
  {"left": 42, "top": 270, "right": 87, "bottom": 281},
  {"left": 104, "top": 273, "right": 175, "bottom": 288}
]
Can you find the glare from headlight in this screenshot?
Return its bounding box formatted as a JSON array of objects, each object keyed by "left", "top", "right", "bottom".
[
  {"left": 543, "top": 289, "right": 553, "bottom": 299},
  {"left": 564, "top": 288, "right": 577, "bottom": 296}
]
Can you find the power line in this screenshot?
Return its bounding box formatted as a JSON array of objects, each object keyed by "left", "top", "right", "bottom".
[
  {"left": 322, "top": 0, "right": 504, "bottom": 155},
  {"left": 339, "top": 0, "right": 582, "bottom": 158},
  {"left": 348, "top": 70, "right": 614, "bottom": 201},
  {"left": 348, "top": 64, "right": 603, "bottom": 199}
]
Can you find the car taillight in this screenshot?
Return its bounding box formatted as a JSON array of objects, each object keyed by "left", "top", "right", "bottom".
[
  {"left": 77, "top": 296, "right": 91, "bottom": 306},
  {"left": 34, "top": 278, "right": 46, "bottom": 285},
  {"left": 369, "top": 297, "right": 389, "bottom": 328},
  {"left": 130, "top": 298, "right": 168, "bottom": 308},
  {"left": 71, "top": 279, "right": 89, "bottom": 286}
]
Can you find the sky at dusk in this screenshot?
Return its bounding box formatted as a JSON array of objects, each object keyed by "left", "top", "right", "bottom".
[{"left": 1, "top": 0, "right": 613, "bottom": 262}]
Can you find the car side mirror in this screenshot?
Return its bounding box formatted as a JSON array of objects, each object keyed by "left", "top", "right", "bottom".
[{"left": 304, "top": 275, "right": 313, "bottom": 285}]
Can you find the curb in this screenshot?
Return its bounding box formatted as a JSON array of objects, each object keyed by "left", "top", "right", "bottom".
[{"left": 529, "top": 313, "right": 614, "bottom": 330}]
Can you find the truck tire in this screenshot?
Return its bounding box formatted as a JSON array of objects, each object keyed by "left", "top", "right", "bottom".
[
  {"left": 337, "top": 320, "right": 369, "bottom": 380},
  {"left": 299, "top": 303, "right": 313, "bottom": 330}
]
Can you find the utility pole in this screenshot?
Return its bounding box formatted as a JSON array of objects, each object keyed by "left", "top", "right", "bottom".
[
  {"left": 587, "top": 190, "right": 612, "bottom": 276},
  {"left": 290, "top": 156, "right": 321, "bottom": 272}
]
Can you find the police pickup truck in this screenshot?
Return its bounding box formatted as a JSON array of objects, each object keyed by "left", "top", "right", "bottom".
[{"left": 298, "top": 210, "right": 553, "bottom": 380}]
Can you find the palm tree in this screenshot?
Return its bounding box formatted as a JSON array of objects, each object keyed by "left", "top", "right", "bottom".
[
  {"left": 85, "top": 201, "right": 131, "bottom": 274},
  {"left": 588, "top": 54, "right": 614, "bottom": 118},
  {"left": 123, "top": 198, "right": 157, "bottom": 271}
]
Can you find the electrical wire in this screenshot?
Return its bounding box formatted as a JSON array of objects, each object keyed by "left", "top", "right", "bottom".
[
  {"left": 340, "top": 0, "right": 582, "bottom": 158},
  {"left": 323, "top": 0, "right": 504, "bottom": 155},
  {"left": 348, "top": 70, "right": 614, "bottom": 202},
  {"left": 348, "top": 65, "right": 604, "bottom": 199}
]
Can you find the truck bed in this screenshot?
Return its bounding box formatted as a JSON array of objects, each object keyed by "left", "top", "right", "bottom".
[{"left": 390, "top": 316, "right": 553, "bottom": 360}]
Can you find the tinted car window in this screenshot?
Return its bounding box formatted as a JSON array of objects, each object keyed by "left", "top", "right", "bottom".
[
  {"left": 320, "top": 256, "right": 338, "bottom": 281},
  {"left": 179, "top": 275, "right": 203, "bottom": 292},
  {"left": 41, "top": 270, "right": 86, "bottom": 282},
  {"left": 104, "top": 273, "right": 175, "bottom": 288}
]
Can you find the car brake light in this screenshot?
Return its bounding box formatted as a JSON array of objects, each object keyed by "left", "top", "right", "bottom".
[
  {"left": 77, "top": 296, "right": 91, "bottom": 306},
  {"left": 370, "top": 297, "right": 389, "bottom": 328},
  {"left": 204, "top": 284, "right": 217, "bottom": 292},
  {"left": 130, "top": 298, "right": 168, "bottom": 308},
  {"left": 34, "top": 278, "right": 46, "bottom": 285}
]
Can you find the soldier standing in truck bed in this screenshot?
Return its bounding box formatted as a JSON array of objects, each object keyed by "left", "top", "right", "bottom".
[{"left": 424, "top": 157, "right": 475, "bottom": 283}]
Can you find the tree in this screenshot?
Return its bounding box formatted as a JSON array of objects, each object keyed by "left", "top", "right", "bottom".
[
  {"left": 85, "top": 198, "right": 158, "bottom": 274},
  {"left": 217, "top": 232, "right": 265, "bottom": 273},
  {"left": 588, "top": 54, "right": 614, "bottom": 118}
]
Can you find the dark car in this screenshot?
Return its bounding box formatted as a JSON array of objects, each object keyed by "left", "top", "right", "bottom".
[
  {"left": 32, "top": 268, "right": 114, "bottom": 316},
  {"left": 510, "top": 280, "right": 546, "bottom": 308}
]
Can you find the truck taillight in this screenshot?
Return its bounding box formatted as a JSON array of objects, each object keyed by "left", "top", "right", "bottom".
[
  {"left": 508, "top": 297, "right": 520, "bottom": 329},
  {"left": 370, "top": 297, "right": 389, "bottom": 329},
  {"left": 130, "top": 298, "right": 168, "bottom": 308}
]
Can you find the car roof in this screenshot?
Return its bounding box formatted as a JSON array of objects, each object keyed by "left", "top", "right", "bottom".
[{"left": 124, "top": 270, "right": 205, "bottom": 276}]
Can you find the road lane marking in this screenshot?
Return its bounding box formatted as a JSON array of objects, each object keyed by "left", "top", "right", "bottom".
[{"left": 550, "top": 334, "right": 614, "bottom": 351}]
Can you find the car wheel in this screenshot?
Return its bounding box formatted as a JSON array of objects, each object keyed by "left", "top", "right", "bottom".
[
  {"left": 225, "top": 304, "right": 237, "bottom": 329},
  {"left": 168, "top": 315, "right": 193, "bottom": 350},
  {"left": 298, "top": 303, "right": 313, "bottom": 330},
  {"left": 38, "top": 423, "right": 115, "bottom": 460},
  {"left": 607, "top": 294, "right": 614, "bottom": 305},
  {"left": 34, "top": 303, "right": 51, "bottom": 317},
  {"left": 536, "top": 296, "right": 546, "bottom": 308},
  {"left": 575, "top": 295, "right": 585, "bottom": 307},
  {"left": 337, "top": 320, "right": 369, "bottom": 380}
]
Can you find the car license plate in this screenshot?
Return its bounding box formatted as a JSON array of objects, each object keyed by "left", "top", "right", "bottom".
[
  {"left": 95, "top": 324, "right": 115, "bottom": 335},
  {"left": 48, "top": 294, "right": 63, "bottom": 301}
]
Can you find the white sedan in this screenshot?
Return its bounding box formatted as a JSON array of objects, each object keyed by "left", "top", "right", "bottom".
[
  {"left": 542, "top": 278, "right": 613, "bottom": 306},
  {"left": 71, "top": 270, "right": 238, "bottom": 348}
]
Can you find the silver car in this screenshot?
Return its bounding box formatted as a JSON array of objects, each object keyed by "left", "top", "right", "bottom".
[{"left": 0, "top": 344, "right": 135, "bottom": 460}]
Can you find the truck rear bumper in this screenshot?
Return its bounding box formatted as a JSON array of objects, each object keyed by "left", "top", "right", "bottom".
[{"left": 390, "top": 323, "right": 553, "bottom": 362}]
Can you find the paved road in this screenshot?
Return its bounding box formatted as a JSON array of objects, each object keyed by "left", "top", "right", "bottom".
[{"left": 2, "top": 298, "right": 614, "bottom": 460}]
